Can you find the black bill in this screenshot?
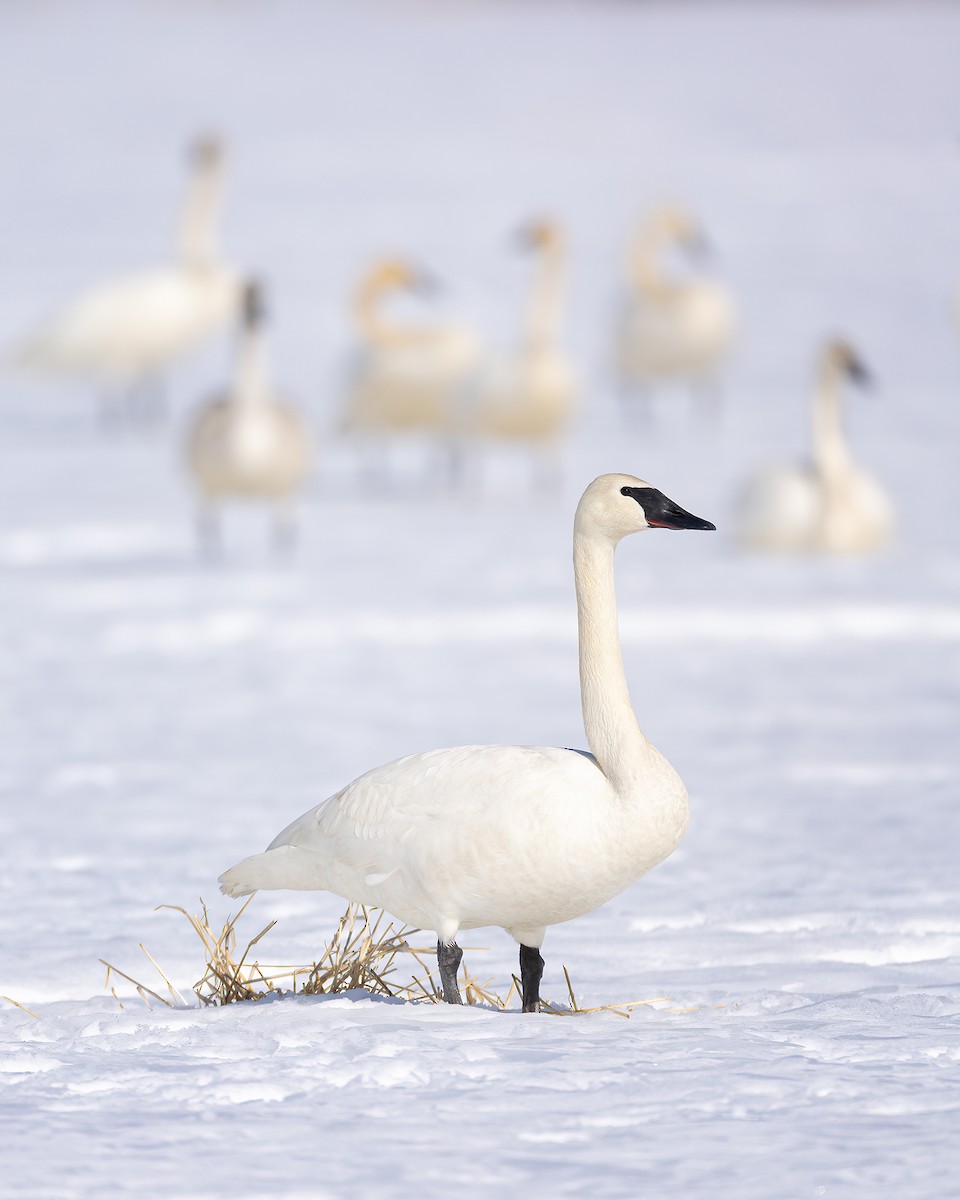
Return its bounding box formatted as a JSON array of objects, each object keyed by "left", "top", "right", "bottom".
[{"left": 622, "top": 486, "right": 716, "bottom": 531}]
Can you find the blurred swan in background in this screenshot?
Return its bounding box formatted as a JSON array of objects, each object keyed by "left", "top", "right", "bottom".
[
  {"left": 185, "top": 281, "right": 312, "bottom": 551},
  {"left": 341, "top": 258, "right": 480, "bottom": 448},
  {"left": 616, "top": 207, "right": 736, "bottom": 416},
  {"left": 11, "top": 137, "right": 241, "bottom": 422},
  {"left": 467, "top": 218, "right": 577, "bottom": 483},
  {"left": 736, "top": 339, "right": 893, "bottom": 554}
]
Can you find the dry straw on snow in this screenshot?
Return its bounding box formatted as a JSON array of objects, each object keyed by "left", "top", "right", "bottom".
[{"left": 101, "top": 899, "right": 674, "bottom": 1017}]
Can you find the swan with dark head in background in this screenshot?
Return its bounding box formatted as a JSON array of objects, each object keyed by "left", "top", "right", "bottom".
[
  {"left": 185, "top": 281, "right": 312, "bottom": 552},
  {"left": 736, "top": 339, "right": 893, "bottom": 554},
  {"left": 616, "top": 207, "right": 736, "bottom": 418},
  {"left": 220, "top": 473, "right": 715, "bottom": 1012},
  {"left": 10, "top": 137, "right": 241, "bottom": 422}
]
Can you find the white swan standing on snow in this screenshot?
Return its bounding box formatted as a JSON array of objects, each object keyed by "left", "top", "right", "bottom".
[
  {"left": 11, "top": 137, "right": 241, "bottom": 421},
  {"left": 185, "top": 281, "right": 312, "bottom": 551},
  {"left": 736, "top": 339, "right": 894, "bottom": 554},
  {"left": 220, "top": 473, "right": 715, "bottom": 1011},
  {"left": 466, "top": 219, "right": 578, "bottom": 482},
  {"left": 341, "top": 258, "right": 480, "bottom": 438},
  {"left": 616, "top": 207, "right": 736, "bottom": 416}
]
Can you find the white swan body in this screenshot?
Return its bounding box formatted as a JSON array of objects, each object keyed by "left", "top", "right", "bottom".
[
  {"left": 226, "top": 743, "right": 685, "bottom": 938},
  {"left": 468, "top": 219, "right": 577, "bottom": 443},
  {"left": 15, "top": 268, "right": 239, "bottom": 385},
  {"left": 220, "top": 473, "right": 715, "bottom": 1009},
  {"left": 185, "top": 283, "right": 312, "bottom": 543},
  {"left": 617, "top": 208, "right": 736, "bottom": 390},
  {"left": 342, "top": 260, "right": 481, "bottom": 434},
  {"left": 737, "top": 340, "right": 894, "bottom": 554},
  {"left": 11, "top": 138, "right": 240, "bottom": 398}
]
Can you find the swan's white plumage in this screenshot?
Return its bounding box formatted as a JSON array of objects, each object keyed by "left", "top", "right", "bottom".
[
  {"left": 220, "top": 473, "right": 712, "bottom": 958},
  {"left": 736, "top": 340, "right": 894, "bottom": 554},
  {"left": 468, "top": 219, "right": 577, "bottom": 444},
  {"left": 225, "top": 743, "right": 685, "bottom": 941},
  {"left": 10, "top": 139, "right": 240, "bottom": 393},
  {"left": 185, "top": 282, "right": 311, "bottom": 525},
  {"left": 14, "top": 268, "right": 240, "bottom": 386},
  {"left": 341, "top": 260, "right": 480, "bottom": 435},
  {"left": 617, "top": 207, "right": 736, "bottom": 390}
]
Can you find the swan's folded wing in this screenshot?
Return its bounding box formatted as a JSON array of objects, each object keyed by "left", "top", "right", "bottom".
[{"left": 267, "top": 743, "right": 586, "bottom": 859}]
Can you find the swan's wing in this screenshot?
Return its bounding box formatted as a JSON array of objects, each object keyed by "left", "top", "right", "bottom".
[
  {"left": 564, "top": 747, "right": 600, "bottom": 769},
  {"left": 221, "top": 745, "right": 608, "bottom": 906},
  {"left": 12, "top": 268, "right": 239, "bottom": 376},
  {"left": 736, "top": 463, "right": 821, "bottom": 548},
  {"left": 268, "top": 744, "right": 592, "bottom": 856}
]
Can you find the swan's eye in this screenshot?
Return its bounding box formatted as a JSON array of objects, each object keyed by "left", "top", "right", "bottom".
[{"left": 620, "top": 486, "right": 630, "bottom": 496}]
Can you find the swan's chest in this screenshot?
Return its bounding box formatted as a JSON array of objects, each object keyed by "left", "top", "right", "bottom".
[{"left": 453, "top": 757, "right": 690, "bottom": 929}]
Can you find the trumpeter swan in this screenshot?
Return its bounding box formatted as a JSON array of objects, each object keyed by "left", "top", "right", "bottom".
[
  {"left": 466, "top": 219, "right": 578, "bottom": 482},
  {"left": 341, "top": 259, "right": 480, "bottom": 436},
  {"left": 616, "top": 207, "right": 736, "bottom": 414},
  {"left": 11, "top": 137, "right": 241, "bottom": 421},
  {"left": 185, "top": 281, "right": 312, "bottom": 550},
  {"left": 736, "top": 339, "right": 893, "bottom": 554},
  {"left": 220, "top": 473, "right": 714, "bottom": 1012}
]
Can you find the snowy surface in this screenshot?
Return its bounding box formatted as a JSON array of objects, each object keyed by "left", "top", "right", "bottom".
[{"left": 2, "top": 2, "right": 960, "bottom": 1197}]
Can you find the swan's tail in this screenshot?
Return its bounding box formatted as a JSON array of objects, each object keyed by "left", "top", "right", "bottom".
[{"left": 218, "top": 846, "right": 328, "bottom": 898}]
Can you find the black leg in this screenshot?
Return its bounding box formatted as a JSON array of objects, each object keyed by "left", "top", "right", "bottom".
[
  {"left": 437, "top": 940, "right": 463, "bottom": 1005},
  {"left": 519, "top": 944, "right": 544, "bottom": 1013}
]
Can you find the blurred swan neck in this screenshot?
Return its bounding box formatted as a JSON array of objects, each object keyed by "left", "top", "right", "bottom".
[
  {"left": 813, "top": 366, "right": 852, "bottom": 477},
  {"left": 177, "top": 158, "right": 224, "bottom": 270},
  {"left": 573, "top": 530, "right": 650, "bottom": 792},
  {"left": 233, "top": 319, "right": 269, "bottom": 407},
  {"left": 630, "top": 228, "right": 673, "bottom": 298},
  {"left": 525, "top": 239, "right": 566, "bottom": 349}
]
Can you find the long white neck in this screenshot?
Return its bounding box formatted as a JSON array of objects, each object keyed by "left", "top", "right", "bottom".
[
  {"left": 177, "top": 160, "right": 224, "bottom": 269},
  {"left": 232, "top": 320, "right": 269, "bottom": 408},
  {"left": 573, "top": 529, "right": 652, "bottom": 795},
  {"left": 630, "top": 227, "right": 673, "bottom": 298},
  {"left": 812, "top": 364, "right": 852, "bottom": 479},
  {"left": 524, "top": 239, "right": 566, "bottom": 350}
]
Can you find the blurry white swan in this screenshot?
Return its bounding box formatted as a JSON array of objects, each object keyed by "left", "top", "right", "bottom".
[
  {"left": 341, "top": 259, "right": 480, "bottom": 436},
  {"left": 736, "top": 339, "right": 893, "bottom": 554},
  {"left": 12, "top": 137, "right": 241, "bottom": 419},
  {"left": 616, "top": 207, "right": 736, "bottom": 411},
  {"left": 220, "top": 472, "right": 715, "bottom": 1011},
  {"left": 185, "top": 281, "right": 312, "bottom": 550},
  {"left": 467, "top": 219, "right": 578, "bottom": 472}
]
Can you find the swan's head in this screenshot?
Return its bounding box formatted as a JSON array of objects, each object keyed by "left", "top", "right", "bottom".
[
  {"left": 189, "top": 136, "right": 224, "bottom": 170},
  {"left": 644, "top": 207, "right": 708, "bottom": 255},
  {"left": 363, "top": 259, "right": 437, "bottom": 295},
  {"left": 516, "top": 218, "right": 563, "bottom": 253},
  {"left": 575, "top": 474, "right": 716, "bottom": 543},
  {"left": 823, "top": 338, "right": 872, "bottom": 387}
]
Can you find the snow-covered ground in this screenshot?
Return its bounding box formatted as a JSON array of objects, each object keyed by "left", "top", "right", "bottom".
[{"left": 1, "top": 2, "right": 959, "bottom": 1197}]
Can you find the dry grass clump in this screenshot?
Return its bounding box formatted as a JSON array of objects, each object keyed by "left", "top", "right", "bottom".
[
  {"left": 101, "top": 899, "right": 673, "bottom": 1017},
  {"left": 101, "top": 898, "right": 424, "bottom": 1009}
]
